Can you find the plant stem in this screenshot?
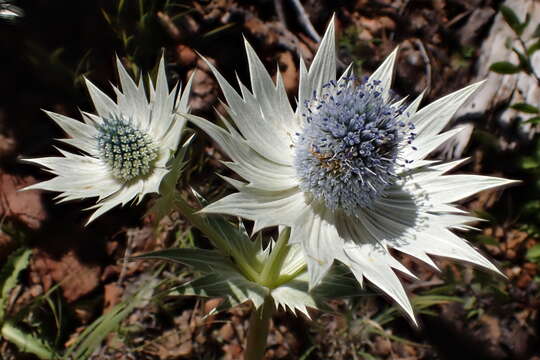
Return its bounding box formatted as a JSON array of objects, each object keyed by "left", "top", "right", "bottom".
[
  {"left": 244, "top": 296, "right": 275, "bottom": 360},
  {"left": 259, "top": 227, "right": 290, "bottom": 287}
]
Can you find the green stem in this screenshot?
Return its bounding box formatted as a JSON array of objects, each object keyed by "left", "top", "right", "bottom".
[
  {"left": 244, "top": 296, "right": 274, "bottom": 360},
  {"left": 173, "top": 196, "right": 260, "bottom": 282},
  {"left": 259, "top": 227, "right": 290, "bottom": 287}
]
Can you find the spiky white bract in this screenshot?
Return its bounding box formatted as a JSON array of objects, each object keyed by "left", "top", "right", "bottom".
[
  {"left": 24, "top": 57, "right": 193, "bottom": 224},
  {"left": 187, "top": 18, "right": 515, "bottom": 324}
]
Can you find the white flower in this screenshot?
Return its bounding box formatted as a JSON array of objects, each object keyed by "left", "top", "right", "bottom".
[
  {"left": 24, "top": 57, "right": 192, "bottom": 224},
  {"left": 186, "top": 18, "right": 515, "bottom": 323}
]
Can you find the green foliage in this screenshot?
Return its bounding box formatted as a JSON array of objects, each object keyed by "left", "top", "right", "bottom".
[
  {"left": 101, "top": 0, "right": 188, "bottom": 75},
  {"left": 0, "top": 247, "right": 57, "bottom": 359},
  {"left": 516, "top": 137, "right": 540, "bottom": 237},
  {"left": 23, "top": 42, "right": 93, "bottom": 99},
  {"left": 63, "top": 279, "right": 156, "bottom": 360},
  {"left": 133, "top": 222, "right": 363, "bottom": 317},
  {"left": 338, "top": 25, "right": 374, "bottom": 73},
  {"left": 486, "top": 4, "right": 540, "bottom": 241},
  {"left": 489, "top": 61, "right": 521, "bottom": 74},
  {"left": 0, "top": 248, "right": 31, "bottom": 323},
  {"left": 491, "top": 5, "right": 540, "bottom": 83},
  {"left": 500, "top": 5, "right": 529, "bottom": 36},
  {"left": 526, "top": 244, "right": 540, "bottom": 260},
  {"left": 131, "top": 248, "right": 237, "bottom": 273},
  {"left": 1, "top": 322, "right": 54, "bottom": 359},
  {"left": 511, "top": 102, "right": 539, "bottom": 114}
]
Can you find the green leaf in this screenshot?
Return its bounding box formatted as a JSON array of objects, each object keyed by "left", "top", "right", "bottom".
[
  {"left": 520, "top": 156, "right": 539, "bottom": 169},
  {"left": 512, "top": 48, "right": 532, "bottom": 73},
  {"left": 312, "top": 265, "right": 365, "bottom": 300},
  {"left": 475, "top": 235, "right": 499, "bottom": 246},
  {"left": 527, "top": 40, "right": 540, "bottom": 55},
  {"left": 511, "top": 102, "right": 539, "bottom": 114},
  {"left": 526, "top": 244, "right": 540, "bottom": 260},
  {"left": 489, "top": 61, "right": 521, "bottom": 74},
  {"left": 130, "top": 248, "right": 235, "bottom": 273},
  {"left": 524, "top": 116, "right": 540, "bottom": 124},
  {"left": 63, "top": 279, "right": 156, "bottom": 359},
  {"left": 172, "top": 272, "right": 268, "bottom": 310},
  {"left": 202, "top": 23, "right": 236, "bottom": 38},
  {"left": 500, "top": 5, "right": 525, "bottom": 35},
  {"left": 521, "top": 13, "right": 531, "bottom": 34},
  {"left": 1, "top": 322, "right": 55, "bottom": 359},
  {"left": 0, "top": 248, "right": 32, "bottom": 323},
  {"left": 376, "top": 294, "right": 461, "bottom": 325},
  {"left": 190, "top": 191, "right": 266, "bottom": 273},
  {"left": 533, "top": 23, "right": 540, "bottom": 38}
]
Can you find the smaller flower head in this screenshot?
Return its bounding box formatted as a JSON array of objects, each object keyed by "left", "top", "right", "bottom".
[{"left": 24, "top": 57, "right": 193, "bottom": 224}]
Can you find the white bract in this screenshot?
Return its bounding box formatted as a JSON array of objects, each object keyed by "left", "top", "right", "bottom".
[
  {"left": 24, "top": 57, "right": 192, "bottom": 224},
  {"left": 187, "top": 19, "right": 515, "bottom": 323}
]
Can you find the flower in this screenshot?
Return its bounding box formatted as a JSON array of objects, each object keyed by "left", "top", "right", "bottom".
[
  {"left": 187, "top": 18, "right": 515, "bottom": 323},
  {"left": 24, "top": 57, "right": 192, "bottom": 224}
]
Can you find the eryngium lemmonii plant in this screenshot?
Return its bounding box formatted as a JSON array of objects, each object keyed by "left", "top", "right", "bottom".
[{"left": 22, "top": 17, "right": 516, "bottom": 360}]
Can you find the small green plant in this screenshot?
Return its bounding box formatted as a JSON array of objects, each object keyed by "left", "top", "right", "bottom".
[
  {"left": 490, "top": 5, "right": 540, "bottom": 123},
  {"left": 487, "top": 4, "right": 540, "bottom": 239},
  {"left": 0, "top": 247, "right": 56, "bottom": 359}
]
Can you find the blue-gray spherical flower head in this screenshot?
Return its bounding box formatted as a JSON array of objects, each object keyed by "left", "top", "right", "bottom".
[{"left": 294, "top": 78, "right": 416, "bottom": 215}]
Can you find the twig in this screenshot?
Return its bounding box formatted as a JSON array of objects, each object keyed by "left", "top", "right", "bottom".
[
  {"left": 414, "top": 38, "right": 432, "bottom": 92},
  {"left": 288, "top": 0, "right": 321, "bottom": 42}
]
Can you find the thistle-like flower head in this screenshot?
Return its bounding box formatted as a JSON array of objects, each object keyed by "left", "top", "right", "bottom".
[
  {"left": 295, "top": 77, "right": 416, "bottom": 214},
  {"left": 24, "top": 57, "right": 192, "bottom": 224},
  {"left": 186, "top": 18, "right": 515, "bottom": 323}
]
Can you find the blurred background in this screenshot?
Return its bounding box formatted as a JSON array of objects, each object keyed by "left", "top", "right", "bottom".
[{"left": 0, "top": 0, "right": 539, "bottom": 359}]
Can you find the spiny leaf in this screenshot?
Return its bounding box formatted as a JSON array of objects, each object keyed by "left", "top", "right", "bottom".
[
  {"left": 130, "top": 248, "right": 235, "bottom": 273},
  {"left": 171, "top": 272, "right": 268, "bottom": 310},
  {"left": 0, "top": 248, "right": 32, "bottom": 323},
  {"left": 1, "top": 322, "right": 55, "bottom": 359},
  {"left": 191, "top": 190, "right": 267, "bottom": 272}
]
